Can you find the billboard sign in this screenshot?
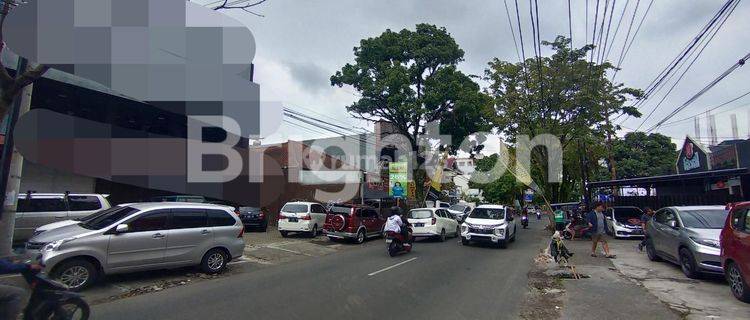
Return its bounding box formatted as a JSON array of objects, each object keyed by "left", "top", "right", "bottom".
[{"left": 388, "top": 162, "right": 408, "bottom": 198}]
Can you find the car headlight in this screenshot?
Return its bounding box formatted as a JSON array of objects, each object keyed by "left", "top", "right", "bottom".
[
  {"left": 460, "top": 225, "right": 468, "bottom": 233},
  {"left": 690, "top": 237, "right": 720, "bottom": 248},
  {"left": 494, "top": 228, "right": 505, "bottom": 236},
  {"left": 43, "top": 238, "right": 73, "bottom": 252}
]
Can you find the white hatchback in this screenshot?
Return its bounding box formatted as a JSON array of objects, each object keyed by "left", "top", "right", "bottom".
[
  {"left": 407, "top": 208, "right": 460, "bottom": 242},
  {"left": 277, "top": 202, "right": 328, "bottom": 237},
  {"left": 461, "top": 205, "right": 517, "bottom": 248}
]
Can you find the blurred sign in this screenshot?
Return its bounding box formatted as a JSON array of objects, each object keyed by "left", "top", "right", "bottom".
[{"left": 388, "top": 162, "right": 408, "bottom": 198}]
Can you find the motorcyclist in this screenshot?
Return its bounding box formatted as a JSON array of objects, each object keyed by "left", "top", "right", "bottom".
[
  {"left": 384, "top": 206, "right": 405, "bottom": 236},
  {"left": 1, "top": 256, "right": 43, "bottom": 320}
]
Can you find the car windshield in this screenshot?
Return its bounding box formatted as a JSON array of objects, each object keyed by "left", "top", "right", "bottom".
[
  {"left": 80, "top": 206, "right": 139, "bottom": 230},
  {"left": 449, "top": 204, "right": 467, "bottom": 212},
  {"left": 679, "top": 209, "right": 728, "bottom": 229},
  {"left": 469, "top": 208, "right": 505, "bottom": 220},
  {"left": 409, "top": 210, "right": 433, "bottom": 219},
  {"left": 239, "top": 207, "right": 260, "bottom": 213},
  {"left": 281, "top": 204, "right": 308, "bottom": 213},
  {"left": 74, "top": 208, "right": 111, "bottom": 222},
  {"left": 329, "top": 206, "right": 353, "bottom": 215}
]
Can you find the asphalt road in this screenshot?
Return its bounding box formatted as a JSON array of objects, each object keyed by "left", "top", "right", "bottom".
[{"left": 91, "top": 219, "right": 549, "bottom": 320}]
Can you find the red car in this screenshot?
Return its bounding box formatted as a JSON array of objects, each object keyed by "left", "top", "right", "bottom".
[
  {"left": 720, "top": 201, "right": 750, "bottom": 303},
  {"left": 323, "top": 204, "right": 385, "bottom": 244}
]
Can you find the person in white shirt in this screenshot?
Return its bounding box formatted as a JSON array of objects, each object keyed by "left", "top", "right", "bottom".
[{"left": 384, "top": 209, "right": 404, "bottom": 234}]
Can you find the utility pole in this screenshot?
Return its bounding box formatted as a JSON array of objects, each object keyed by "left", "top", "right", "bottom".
[{"left": 0, "top": 56, "right": 30, "bottom": 255}]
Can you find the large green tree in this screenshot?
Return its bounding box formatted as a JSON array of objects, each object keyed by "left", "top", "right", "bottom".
[
  {"left": 331, "top": 24, "right": 493, "bottom": 201},
  {"left": 484, "top": 36, "right": 643, "bottom": 202},
  {"left": 609, "top": 132, "right": 677, "bottom": 179},
  {"left": 468, "top": 154, "right": 524, "bottom": 205}
]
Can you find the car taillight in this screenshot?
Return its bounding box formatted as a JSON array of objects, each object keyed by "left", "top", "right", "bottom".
[
  {"left": 259, "top": 212, "right": 265, "bottom": 219},
  {"left": 432, "top": 217, "right": 437, "bottom": 225},
  {"left": 302, "top": 214, "right": 311, "bottom": 220},
  {"left": 278, "top": 214, "right": 285, "bottom": 220},
  {"left": 238, "top": 225, "right": 245, "bottom": 238}
]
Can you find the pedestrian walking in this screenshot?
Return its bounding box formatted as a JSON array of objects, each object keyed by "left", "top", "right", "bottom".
[
  {"left": 637, "top": 207, "right": 655, "bottom": 252},
  {"left": 587, "top": 202, "right": 615, "bottom": 258}
]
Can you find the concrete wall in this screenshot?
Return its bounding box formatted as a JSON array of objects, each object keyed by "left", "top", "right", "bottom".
[{"left": 19, "top": 160, "right": 96, "bottom": 194}]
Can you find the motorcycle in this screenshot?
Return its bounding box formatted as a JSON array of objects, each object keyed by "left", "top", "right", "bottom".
[
  {"left": 521, "top": 215, "right": 529, "bottom": 229},
  {"left": 562, "top": 221, "right": 592, "bottom": 240},
  {"left": 385, "top": 225, "right": 413, "bottom": 257},
  {"left": 21, "top": 256, "right": 90, "bottom": 320}
]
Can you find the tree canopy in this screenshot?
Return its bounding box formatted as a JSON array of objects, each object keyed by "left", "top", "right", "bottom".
[{"left": 610, "top": 132, "right": 678, "bottom": 180}]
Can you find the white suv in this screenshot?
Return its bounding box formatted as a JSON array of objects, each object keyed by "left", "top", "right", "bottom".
[
  {"left": 461, "top": 205, "right": 517, "bottom": 248},
  {"left": 277, "top": 202, "right": 328, "bottom": 237}
]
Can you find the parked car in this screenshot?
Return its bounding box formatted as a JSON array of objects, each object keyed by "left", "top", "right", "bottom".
[
  {"left": 646, "top": 206, "right": 728, "bottom": 279},
  {"left": 237, "top": 207, "right": 268, "bottom": 232},
  {"left": 605, "top": 206, "right": 645, "bottom": 238},
  {"left": 721, "top": 201, "right": 750, "bottom": 303},
  {"left": 277, "top": 202, "right": 328, "bottom": 237},
  {"left": 447, "top": 203, "right": 472, "bottom": 222},
  {"left": 323, "top": 204, "right": 384, "bottom": 244},
  {"left": 460, "top": 204, "right": 517, "bottom": 248},
  {"left": 408, "top": 208, "right": 460, "bottom": 241},
  {"left": 27, "top": 202, "right": 245, "bottom": 290},
  {"left": 14, "top": 193, "right": 111, "bottom": 242},
  {"left": 149, "top": 195, "right": 207, "bottom": 203}
]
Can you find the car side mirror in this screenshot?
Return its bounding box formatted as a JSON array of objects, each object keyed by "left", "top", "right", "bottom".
[
  {"left": 115, "top": 224, "right": 129, "bottom": 233},
  {"left": 667, "top": 220, "right": 678, "bottom": 229}
]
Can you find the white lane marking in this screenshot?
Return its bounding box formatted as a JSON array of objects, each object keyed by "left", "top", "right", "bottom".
[
  {"left": 266, "top": 245, "right": 312, "bottom": 257},
  {"left": 367, "top": 257, "right": 418, "bottom": 277},
  {"left": 0, "top": 274, "right": 20, "bottom": 279}
]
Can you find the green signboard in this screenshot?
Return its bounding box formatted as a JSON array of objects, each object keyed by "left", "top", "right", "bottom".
[{"left": 388, "top": 162, "right": 408, "bottom": 198}]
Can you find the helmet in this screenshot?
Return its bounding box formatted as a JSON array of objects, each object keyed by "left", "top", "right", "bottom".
[{"left": 390, "top": 206, "right": 402, "bottom": 216}]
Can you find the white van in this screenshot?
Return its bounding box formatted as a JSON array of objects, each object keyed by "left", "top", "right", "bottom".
[{"left": 277, "top": 201, "right": 328, "bottom": 237}]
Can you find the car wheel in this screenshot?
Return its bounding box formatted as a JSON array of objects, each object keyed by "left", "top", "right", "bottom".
[
  {"left": 439, "top": 229, "right": 446, "bottom": 242},
  {"left": 727, "top": 261, "right": 750, "bottom": 303},
  {"left": 280, "top": 230, "right": 289, "bottom": 238},
  {"left": 679, "top": 248, "right": 700, "bottom": 279},
  {"left": 646, "top": 239, "right": 662, "bottom": 262},
  {"left": 355, "top": 229, "right": 366, "bottom": 244},
  {"left": 201, "top": 248, "right": 228, "bottom": 274},
  {"left": 388, "top": 242, "right": 400, "bottom": 257},
  {"left": 497, "top": 240, "right": 508, "bottom": 249},
  {"left": 309, "top": 225, "right": 318, "bottom": 238},
  {"left": 52, "top": 259, "right": 98, "bottom": 291},
  {"left": 461, "top": 237, "right": 470, "bottom": 245}
]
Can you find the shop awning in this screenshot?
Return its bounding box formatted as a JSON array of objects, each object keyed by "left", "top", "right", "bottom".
[{"left": 587, "top": 168, "right": 749, "bottom": 188}]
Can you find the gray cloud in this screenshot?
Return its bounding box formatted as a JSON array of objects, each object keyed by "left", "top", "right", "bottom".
[{"left": 286, "top": 61, "right": 332, "bottom": 95}]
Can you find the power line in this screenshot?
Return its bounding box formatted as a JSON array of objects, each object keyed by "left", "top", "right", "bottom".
[
  {"left": 598, "top": 0, "right": 617, "bottom": 64},
  {"left": 567, "top": 0, "right": 573, "bottom": 49},
  {"left": 646, "top": 50, "right": 750, "bottom": 132},
  {"left": 636, "top": 0, "right": 739, "bottom": 130},
  {"left": 657, "top": 89, "right": 750, "bottom": 127},
  {"left": 611, "top": 0, "right": 651, "bottom": 82},
  {"left": 604, "top": 0, "right": 630, "bottom": 61},
  {"left": 504, "top": 0, "right": 523, "bottom": 63},
  {"left": 594, "top": 0, "right": 610, "bottom": 64}
]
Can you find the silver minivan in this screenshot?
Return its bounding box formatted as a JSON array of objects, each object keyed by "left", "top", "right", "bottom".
[
  {"left": 14, "top": 193, "right": 111, "bottom": 242},
  {"left": 28, "top": 202, "right": 245, "bottom": 290}
]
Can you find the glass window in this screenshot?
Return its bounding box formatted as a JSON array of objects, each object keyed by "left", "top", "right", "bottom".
[
  {"left": 330, "top": 206, "right": 353, "bottom": 215},
  {"left": 409, "top": 210, "right": 433, "bottom": 219},
  {"left": 678, "top": 209, "right": 728, "bottom": 229},
  {"left": 731, "top": 208, "right": 746, "bottom": 230},
  {"left": 655, "top": 209, "right": 675, "bottom": 224},
  {"left": 81, "top": 206, "right": 139, "bottom": 230},
  {"left": 17, "top": 197, "right": 66, "bottom": 213},
  {"left": 744, "top": 209, "right": 750, "bottom": 232},
  {"left": 129, "top": 211, "right": 169, "bottom": 232},
  {"left": 171, "top": 209, "right": 207, "bottom": 229},
  {"left": 449, "top": 204, "right": 467, "bottom": 212},
  {"left": 311, "top": 204, "right": 326, "bottom": 213},
  {"left": 469, "top": 208, "right": 505, "bottom": 220},
  {"left": 208, "top": 209, "right": 236, "bottom": 227},
  {"left": 68, "top": 196, "right": 102, "bottom": 211},
  {"left": 281, "top": 204, "right": 308, "bottom": 213}
]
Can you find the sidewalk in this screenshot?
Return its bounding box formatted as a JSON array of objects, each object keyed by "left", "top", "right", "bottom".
[
  {"left": 553, "top": 236, "right": 680, "bottom": 320},
  {"left": 607, "top": 239, "right": 750, "bottom": 320}
]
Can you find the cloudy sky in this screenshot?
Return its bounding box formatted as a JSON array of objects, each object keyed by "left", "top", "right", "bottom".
[{"left": 209, "top": 0, "right": 750, "bottom": 149}]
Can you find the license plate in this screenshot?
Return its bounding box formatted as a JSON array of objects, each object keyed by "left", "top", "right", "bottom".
[
  {"left": 288, "top": 217, "right": 298, "bottom": 222},
  {"left": 414, "top": 223, "right": 424, "bottom": 227},
  {"left": 385, "top": 239, "right": 393, "bottom": 243}
]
